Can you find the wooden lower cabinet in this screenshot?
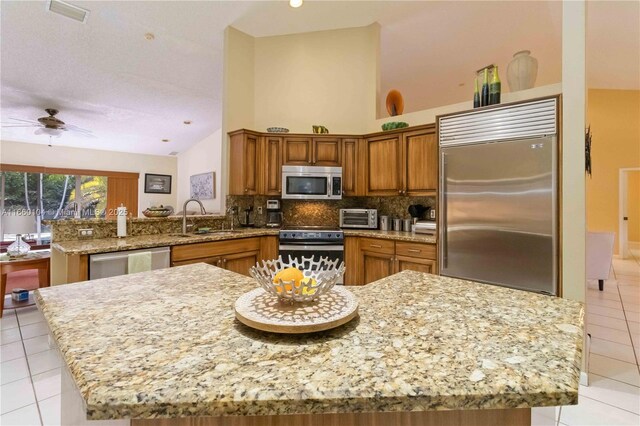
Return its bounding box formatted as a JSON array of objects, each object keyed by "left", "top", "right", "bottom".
[
  {"left": 395, "top": 255, "right": 437, "bottom": 274},
  {"left": 171, "top": 237, "right": 276, "bottom": 277},
  {"left": 346, "top": 237, "right": 437, "bottom": 285},
  {"left": 362, "top": 250, "right": 396, "bottom": 284},
  {"left": 223, "top": 250, "right": 260, "bottom": 275}
]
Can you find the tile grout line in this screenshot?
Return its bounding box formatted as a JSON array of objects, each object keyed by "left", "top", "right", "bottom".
[
  {"left": 574, "top": 394, "right": 640, "bottom": 417},
  {"left": 15, "top": 311, "right": 45, "bottom": 425},
  {"left": 614, "top": 266, "right": 640, "bottom": 373}
]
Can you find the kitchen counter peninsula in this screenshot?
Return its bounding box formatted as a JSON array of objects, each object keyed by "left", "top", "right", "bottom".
[{"left": 35, "top": 264, "right": 583, "bottom": 426}]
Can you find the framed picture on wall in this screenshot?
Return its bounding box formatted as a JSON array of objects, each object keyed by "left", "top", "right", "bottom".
[
  {"left": 190, "top": 172, "right": 215, "bottom": 200},
  {"left": 144, "top": 174, "right": 172, "bottom": 194}
]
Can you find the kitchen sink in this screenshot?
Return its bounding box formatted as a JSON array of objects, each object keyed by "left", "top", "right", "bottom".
[{"left": 170, "top": 230, "right": 242, "bottom": 238}]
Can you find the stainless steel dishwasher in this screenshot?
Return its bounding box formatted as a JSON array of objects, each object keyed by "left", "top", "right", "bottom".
[{"left": 89, "top": 246, "right": 171, "bottom": 280}]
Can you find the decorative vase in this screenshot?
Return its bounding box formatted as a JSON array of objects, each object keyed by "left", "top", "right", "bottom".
[
  {"left": 7, "top": 234, "right": 30, "bottom": 257},
  {"left": 507, "top": 50, "right": 538, "bottom": 91}
]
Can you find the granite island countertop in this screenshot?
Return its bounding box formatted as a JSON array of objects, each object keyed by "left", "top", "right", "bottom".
[
  {"left": 52, "top": 229, "right": 435, "bottom": 255},
  {"left": 35, "top": 264, "right": 583, "bottom": 420}
]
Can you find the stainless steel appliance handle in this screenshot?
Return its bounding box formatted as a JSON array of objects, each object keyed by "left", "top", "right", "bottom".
[
  {"left": 279, "top": 244, "right": 344, "bottom": 251},
  {"left": 441, "top": 152, "right": 448, "bottom": 269},
  {"left": 327, "top": 178, "right": 332, "bottom": 197},
  {"left": 90, "top": 253, "right": 134, "bottom": 263}
]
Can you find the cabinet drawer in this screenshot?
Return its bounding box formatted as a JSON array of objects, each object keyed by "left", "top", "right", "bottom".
[
  {"left": 359, "top": 237, "right": 394, "bottom": 255},
  {"left": 172, "top": 238, "right": 261, "bottom": 262},
  {"left": 395, "top": 242, "right": 436, "bottom": 260}
]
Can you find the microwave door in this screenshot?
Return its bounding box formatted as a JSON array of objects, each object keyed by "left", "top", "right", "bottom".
[{"left": 283, "top": 175, "right": 328, "bottom": 199}]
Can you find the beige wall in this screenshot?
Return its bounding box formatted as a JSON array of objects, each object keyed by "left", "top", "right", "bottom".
[
  {"left": 176, "top": 130, "right": 223, "bottom": 214},
  {"left": 586, "top": 89, "right": 640, "bottom": 252},
  {"left": 253, "top": 24, "right": 379, "bottom": 134},
  {"left": 0, "top": 140, "right": 177, "bottom": 217},
  {"left": 629, "top": 172, "right": 640, "bottom": 243},
  {"left": 369, "top": 83, "right": 562, "bottom": 132}
]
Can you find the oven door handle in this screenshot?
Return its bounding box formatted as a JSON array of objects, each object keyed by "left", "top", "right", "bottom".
[{"left": 279, "top": 244, "right": 344, "bottom": 251}]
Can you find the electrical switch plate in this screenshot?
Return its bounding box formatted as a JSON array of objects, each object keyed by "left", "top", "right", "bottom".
[{"left": 257, "top": 206, "right": 263, "bottom": 214}]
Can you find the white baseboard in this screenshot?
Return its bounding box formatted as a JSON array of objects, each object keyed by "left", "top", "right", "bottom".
[{"left": 580, "top": 371, "right": 589, "bottom": 386}]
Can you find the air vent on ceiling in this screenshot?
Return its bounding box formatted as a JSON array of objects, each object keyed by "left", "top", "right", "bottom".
[
  {"left": 47, "top": 0, "right": 89, "bottom": 23},
  {"left": 168, "top": 151, "right": 179, "bottom": 156}
]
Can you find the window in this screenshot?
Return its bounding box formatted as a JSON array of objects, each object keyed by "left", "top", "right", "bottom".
[{"left": 1, "top": 171, "right": 108, "bottom": 244}]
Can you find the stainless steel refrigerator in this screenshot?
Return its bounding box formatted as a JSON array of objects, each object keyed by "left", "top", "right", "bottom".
[{"left": 438, "top": 98, "right": 558, "bottom": 295}]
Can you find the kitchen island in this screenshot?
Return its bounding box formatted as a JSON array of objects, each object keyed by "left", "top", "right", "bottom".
[{"left": 35, "top": 264, "right": 583, "bottom": 426}]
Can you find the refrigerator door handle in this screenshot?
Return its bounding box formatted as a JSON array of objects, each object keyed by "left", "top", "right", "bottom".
[{"left": 441, "top": 152, "right": 448, "bottom": 269}]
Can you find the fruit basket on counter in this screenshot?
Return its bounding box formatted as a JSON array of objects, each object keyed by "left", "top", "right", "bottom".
[
  {"left": 250, "top": 256, "right": 344, "bottom": 303},
  {"left": 235, "top": 256, "right": 357, "bottom": 334}
]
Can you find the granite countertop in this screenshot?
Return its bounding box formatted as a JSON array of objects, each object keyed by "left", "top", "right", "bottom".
[
  {"left": 51, "top": 228, "right": 280, "bottom": 255},
  {"left": 52, "top": 229, "right": 435, "bottom": 255},
  {"left": 343, "top": 229, "right": 436, "bottom": 244},
  {"left": 36, "top": 264, "right": 583, "bottom": 420}
]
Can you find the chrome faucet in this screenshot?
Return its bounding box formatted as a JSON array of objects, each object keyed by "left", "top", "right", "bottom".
[{"left": 182, "top": 198, "right": 207, "bottom": 234}]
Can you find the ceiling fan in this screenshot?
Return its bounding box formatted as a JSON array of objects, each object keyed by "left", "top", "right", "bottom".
[{"left": 1, "top": 108, "right": 94, "bottom": 137}]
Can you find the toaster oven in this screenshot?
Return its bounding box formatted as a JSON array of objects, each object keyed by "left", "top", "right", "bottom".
[{"left": 339, "top": 209, "right": 378, "bottom": 229}]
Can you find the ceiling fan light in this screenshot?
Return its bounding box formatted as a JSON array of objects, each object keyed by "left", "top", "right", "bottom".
[
  {"left": 289, "top": 0, "right": 303, "bottom": 8},
  {"left": 47, "top": 0, "right": 89, "bottom": 23},
  {"left": 36, "top": 127, "right": 63, "bottom": 137}
]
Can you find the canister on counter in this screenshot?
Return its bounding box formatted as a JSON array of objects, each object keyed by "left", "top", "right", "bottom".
[
  {"left": 403, "top": 218, "right": 412, "bottom": 232},
  {"left": 379, "top": 216, "right": 390, "bottom": 231},
  {"left": 393, "top": 218, "right": 402, "bottom": 231}
]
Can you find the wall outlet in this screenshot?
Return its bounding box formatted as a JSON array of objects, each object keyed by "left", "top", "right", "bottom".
[
  {"left": 257, "top": 206, "right": 263, "bottom": 215},
  {"left": 78, "top": 228, "right": 93, "bottom": 238}
]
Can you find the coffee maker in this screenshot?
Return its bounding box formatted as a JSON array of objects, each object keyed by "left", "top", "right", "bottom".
[{"left": 266, "top": 199, "right": 283, "bottom": 228}]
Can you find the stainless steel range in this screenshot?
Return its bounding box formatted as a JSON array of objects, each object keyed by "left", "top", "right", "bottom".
[{"left": 278, "top": 226, "right": 344, "bottom": 284}]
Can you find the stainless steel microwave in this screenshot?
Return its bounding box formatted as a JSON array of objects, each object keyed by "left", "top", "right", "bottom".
[
  {"left": 339, "top": 209, "right": 378, "bottom": 229},
  {"left": 282, "top": 166, "right": 342, "bottom": 200}
]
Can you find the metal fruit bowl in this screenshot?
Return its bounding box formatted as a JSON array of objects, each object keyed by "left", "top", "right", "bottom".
[{"left": 249, "top": 256, "right": 345, "bottom": 303}]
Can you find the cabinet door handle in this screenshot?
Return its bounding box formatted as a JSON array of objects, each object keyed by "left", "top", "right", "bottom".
[
  {"left": 398, "top": 190, "right": 402, "bottom": 195},
  {"left": 370, "top": 244, "right": 382, "bottom": 248},
  {"left": 408, "top": 249, "right": 421, "bottom": 253},
  {"left": 223, "top": 259, "right": 227, "bottom": 264},
  {"left": 216, "top": 259, "right": 222, "bottom": 266},
  {"left": 244, "top": 188, "right": 248, "bottom": 192}
]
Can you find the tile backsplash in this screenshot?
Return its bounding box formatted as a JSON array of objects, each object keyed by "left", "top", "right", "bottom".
[
  {"left": 227, "top": 195, "right": 436, "bottom": 228},
  {"left": 48, "top": 196, "right": 435, "bottom": 242}
]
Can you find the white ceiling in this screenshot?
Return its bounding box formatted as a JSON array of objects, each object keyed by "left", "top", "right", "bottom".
[{"left": 1, "top": 1, "right": 638, "bottom": 155}]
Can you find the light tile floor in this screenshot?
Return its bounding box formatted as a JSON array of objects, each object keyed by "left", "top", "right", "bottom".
[{"left": 1, "top": 256, "right": 639, "bottom": 425}]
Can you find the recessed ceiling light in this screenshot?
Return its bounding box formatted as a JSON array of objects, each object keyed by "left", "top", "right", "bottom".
[
  {"left": 169, "top": 151, "right": 179, "bottom": 156},
  {"left": 289, "top": 0, "right": 303, "bottom": 8},
  {"left": 183, "top": 120, "right": 192, "bottom": 125},
  {"left": 47, "top": 0, "right": 89, "bottom": 23},
  {"left": 145, "top": 33, "right": 155, "bottom": 41},
  {"left": 162, "top": 139, "right": 170, "bottom": 143}
]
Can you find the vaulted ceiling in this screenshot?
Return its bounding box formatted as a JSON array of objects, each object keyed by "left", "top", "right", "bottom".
[{"left": 1, "top": 1, "right": 637, "bottom": 155}]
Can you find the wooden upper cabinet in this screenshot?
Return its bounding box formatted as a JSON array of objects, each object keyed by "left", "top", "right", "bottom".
[
  {"left": 365, "top": 134, "right": 402, "bottom": 196},
  {"left": 312, "top": 138, "right": 341, "bottom": 166},
  {"left": 262, "top": 136, "right": 282, "bottom": 195},
  {"left": 229, "top": 132, "right": 260, "bottom": 195},
  {"left": 283, "top": 137, "right": 342, "bottom": 166},
  {"left": 341, "top": 138, "right": 362, "bottom": 196},
  {"left": 403, "top": 128, "right": 437, "bottom": 195},
  {"left": 283, "top": 137, "right": 313, "bottom": 165}
]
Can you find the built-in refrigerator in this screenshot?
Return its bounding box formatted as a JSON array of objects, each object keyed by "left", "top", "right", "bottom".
[{"left": 438, "top": 98, "right": 558, "bottom": 295}]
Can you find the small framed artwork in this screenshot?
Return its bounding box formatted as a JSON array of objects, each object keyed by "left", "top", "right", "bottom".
[
  {"left": 190, "top": 172, "right": 215, "bottom": 200},
  {"left": 144, "top": 174, "right": 172, "bottom": 194}
]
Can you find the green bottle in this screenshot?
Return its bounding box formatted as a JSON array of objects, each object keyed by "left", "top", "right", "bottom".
[
  {"left": 481, "top": 68, "right": 489, "bottom": 107},
  {"left": 473, "top": 78, "right": 481, "bottom": 108},
  {"left": 489, "top": 66, "right": 501, "bottom": 105}
]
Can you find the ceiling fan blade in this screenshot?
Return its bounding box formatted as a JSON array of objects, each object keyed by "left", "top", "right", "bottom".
[
  {"left": 6, "top": 117, "right": 39, "bottom": 124},
  {"left": 1, "top": 124, "right": 40, "bottom": 128},
  {"left": 65, "top": 124, "right": 92, "bottom": 133}
]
